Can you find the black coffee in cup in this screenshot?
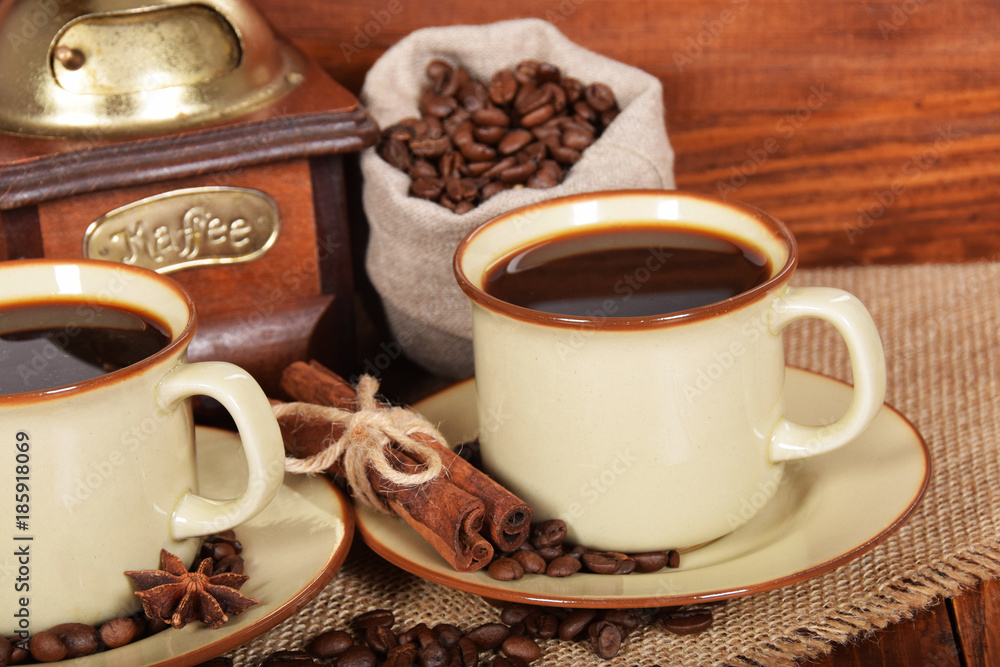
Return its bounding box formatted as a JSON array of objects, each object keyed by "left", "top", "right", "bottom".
[
  {"left": 0, "top": 301, "right": 170, "bottom": 395},
  {"left": 482, "top": 225, "right": 771, "bottom": 318}
]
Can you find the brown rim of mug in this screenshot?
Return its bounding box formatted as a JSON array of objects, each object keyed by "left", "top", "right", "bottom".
[
  {"left": 0, "top": 259, "right": 196, "bottom": 404},
  {"left": 453, "top": 189, "right": 799, "bottom": 330}
]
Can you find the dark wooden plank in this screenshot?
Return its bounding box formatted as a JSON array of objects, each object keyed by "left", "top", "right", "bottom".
[
  {"left": 950, "top": 577, "right": 1000, "bottom": 667},
  {"left": 802, "top": 601, "right": 961, "bottom": 666},
  {"left": 253, "top": 0, "right": 1000, "bottom": 266},
  {"left": 310, "top": 153, "right": 358, "bottom": 373},
  {"left": 0, "top": 205, "right": 42, "bottom": 259}
]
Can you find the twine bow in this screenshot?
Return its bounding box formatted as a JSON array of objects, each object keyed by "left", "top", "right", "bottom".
[{"left": 274, "top": 375, "right": 446, "bottom": 513}]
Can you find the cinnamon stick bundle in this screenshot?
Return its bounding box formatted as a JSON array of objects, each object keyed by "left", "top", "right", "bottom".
[
  {"left": 275, "top": 401, "right": 492, "bottom": 571},
  {"left": 281, "top": 362, "right": 533, "bottom": 552},
  {"left": 274, "top": 361, "right": 532, "bottom": 571}
]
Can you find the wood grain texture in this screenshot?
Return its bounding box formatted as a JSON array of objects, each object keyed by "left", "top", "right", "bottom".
[
  {"left": 950, "top": 577, "right": 1000, "bottom": 667},
  {"left": 310, "top": 153, "right": 357, "bottom": 371},
  {"left": 252, "top": 0, "right": 1000, "bottom": 267},
  {"left": 0, "top": 205, "right": 41, "bottom": 259}
]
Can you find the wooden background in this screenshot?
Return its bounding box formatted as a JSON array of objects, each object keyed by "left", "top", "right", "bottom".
[
  {"left": 254, "top": 0, "right": 1000, "bottom": 269},
  {"left": 249, "top": 1, "right": 999, "bottom": 665}
]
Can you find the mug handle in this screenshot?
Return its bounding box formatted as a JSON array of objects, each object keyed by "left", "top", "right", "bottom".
[
  {"left": 768, "top": 286, "right": 887, "bottom": 462},
  {"left": 156, "top": 361, "right": 285, "bottom": 539}
]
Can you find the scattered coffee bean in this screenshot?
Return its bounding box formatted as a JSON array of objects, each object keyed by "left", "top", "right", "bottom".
[
  {"left": 456, "top": 636, "right": 480, "bottom": 667},
  {"left": 661, "top": 611, "right": 714, "bottom": 635},
  {"left": 534, "top": 545, "right": 564, "bottom": 562},
  {"left": 353, "top": 608, "right": 396, "bottom": 629},
  {"left": 557, "top": 609, "right": 597, "bottom": 640},
  {"left": 602, "top": 609, "right": 642, "bottom": 636},
  {"left": 432, "top": 622, "right": 464, "bottom": 647},
  {"left": 501, "top": 635, "right": 541, "bottom": 663},
  {"left": 546, "top": 554, "right": 582, "bottom": 577},
  {"left": 213, "top": 554, "right": 245, "bottom": 575},
  {"left": 376, "top": 60, "right": 620, "bottom": 213},
  {"left": 99, "top": 616, "right": 140, "bottom": 649},
  {"left": 48, "top": 623, "right": 100, "bottom": 659},
  {"left": 29, "top": 631, "right": 67, "bottom": 663},
  {"left": 632, "top": 551, "right": 669, "bottom": 572},
  {"left": 530, "top": 519, "right": 568, "bottom": 549},
  {"left": 511, "top": 549, "right": 547, "bottom": 574},
  {"left": 522, "top": 611, "right": 559, "bottom": 639},
  {"left": 417, "top": 641, "right": 448, "bottom": 667},
  {"left": 0, "top": 636, "right": 11, "bottom": 666},
  {"left": 208, "top": 541, "right": 237, "bottom": 561},
  {"left": 9, "top": 642, "right": 29, "bottom": 665},
  {"left": 200, "top": 530, "right": 243, "bottom": 559},
  {"left": 581, "top": 551, "right": 629, "bottom": 574},
  {"left": 499, "top": 604, "right": 534, "bottom": 626},
  {"left": 382, "top": 644, "right": 418, "bottom": 667},
  {"left": 588, "top": 620, "right": 623, "bottom": 660},
  {"left": 337, "top": 644, "right": 378, "bottom": 667},
  {"left": 307, "top": 628, "right": 354, "bottom": 658},
  {"left": 364, "top": 624, "right": 398, "bottom": 655},
  {"left": 488, "top": 556, "right": 525, "bottom": 581},
  {"left": 466, "top": 622, "right": 510, "bottom": 650},
  {"left": 409, "top": 622, "right": 439, "bottom": 648}
]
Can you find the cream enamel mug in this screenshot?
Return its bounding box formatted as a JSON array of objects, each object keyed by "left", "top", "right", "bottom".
[
  {"left": 0, "top": 260, "right": 285, "bottom": 636},
  {"left": 454, "top": 190, "right": 886, "bottom": 552}
]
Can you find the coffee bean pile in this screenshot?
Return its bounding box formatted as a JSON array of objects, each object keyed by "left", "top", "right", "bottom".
[
  {"left": 452, "top": 441, "right": 682, "bottom": 581},
  {"left": 487, "top": 519, "right": 681, "bottom": 581},
  {"left": 202, "top": 602, "right": 713, "bottom": 666},
  {"left": 376, "top": 59, "right": 620, "bottom": 213},
  {"left": 0, "top": 531, "right": 244, "bottom": 664}
]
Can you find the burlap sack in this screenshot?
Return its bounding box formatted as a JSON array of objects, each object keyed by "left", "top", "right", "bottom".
[{"left": 360, "top": 18, "right": 675, "bottom": 378}]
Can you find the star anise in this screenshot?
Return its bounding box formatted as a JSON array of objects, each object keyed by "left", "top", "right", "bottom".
[{"left": 125, "top": 549, "right": 258, "bottom": 629}]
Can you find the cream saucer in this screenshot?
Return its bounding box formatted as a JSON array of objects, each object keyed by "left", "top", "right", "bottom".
[
  {"left": 356, "top": 367, "right": 929, "bottom": 608},
  {"left": 68, "top": 426, "right": 353, "bottom": 667}
]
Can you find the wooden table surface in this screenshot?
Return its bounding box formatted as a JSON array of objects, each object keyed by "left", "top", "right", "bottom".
[{"left": 255, "top": 1, "right": 1000, "bottom": 663}]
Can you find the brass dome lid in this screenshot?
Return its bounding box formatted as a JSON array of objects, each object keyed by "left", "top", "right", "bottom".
[{"left": 0, "top": 0, "right": 305, "bottom": 138}]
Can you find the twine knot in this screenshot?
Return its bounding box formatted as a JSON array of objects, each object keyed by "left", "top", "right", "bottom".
[{"left": 275, "top": 375, "right": 446, "bottom": 513}]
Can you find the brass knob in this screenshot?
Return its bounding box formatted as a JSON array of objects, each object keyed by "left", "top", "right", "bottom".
[{"left": 53, "top": 46, "right": 86, "bottom": 71}]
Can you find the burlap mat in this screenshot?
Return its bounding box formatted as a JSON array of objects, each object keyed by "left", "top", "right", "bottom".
[{"left": 228, "top": 263, "right": 1000, "bottom": 666}]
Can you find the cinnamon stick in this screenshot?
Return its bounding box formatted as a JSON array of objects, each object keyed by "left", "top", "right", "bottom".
[
  {"left": 273, "top": 371, "right": 495, "bottom": 572},
  {"left": 282, "top": 361, "right": 533, "bottom": 551}
]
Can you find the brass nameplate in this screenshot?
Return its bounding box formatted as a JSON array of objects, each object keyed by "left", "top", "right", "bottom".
[{"left": 84, "top": 187, "right": 280, "bottom": 273}]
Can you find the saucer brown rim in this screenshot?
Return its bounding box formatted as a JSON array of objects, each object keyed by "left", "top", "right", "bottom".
[
  {"left": 356, "top": 368, "right": 932, "bottom": 609},
  {"left": 0, "top": 259, "right": 196, "bottom": 405},
  {"left": 453, "top": 189, "right": 799, "bottom": 331}
]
